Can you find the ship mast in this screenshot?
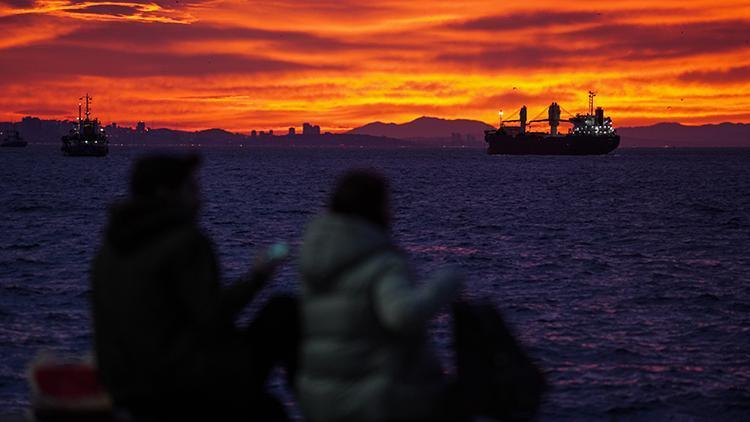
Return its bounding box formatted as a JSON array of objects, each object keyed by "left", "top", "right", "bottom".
[
  {"left": 588, "top": 91, "right": 596, "bottom": 115},
  {"left": 85, "top": 94, "right": 91, "bottom": 121}
]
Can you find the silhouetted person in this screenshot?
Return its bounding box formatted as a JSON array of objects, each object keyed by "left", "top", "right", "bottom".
[
  {"left": 91, "top": 154, "right": 297, "bottom": 420},
  {"left": 297, "top": 169, "right": 464, "bottom": 421}
]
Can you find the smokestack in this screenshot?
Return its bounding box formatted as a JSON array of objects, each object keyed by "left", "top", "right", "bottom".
[{"left": 595, "top": 107, "right": 604, "bottom": 126}]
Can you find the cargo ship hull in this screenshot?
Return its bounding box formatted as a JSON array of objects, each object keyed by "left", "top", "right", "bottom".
[
  {"left": 486, "top": 132, "right": 619, "bottom": 155},
  {"left": 1, "top": 128, "right": 26, "bottom": 147}
]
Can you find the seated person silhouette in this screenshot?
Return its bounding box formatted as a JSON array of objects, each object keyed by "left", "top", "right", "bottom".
[
  {"left": 91, "top": 154, "right": 297, "bottom": 420},
  {"left": 297, "top": 169, "right": 465, "bottom": 421}
]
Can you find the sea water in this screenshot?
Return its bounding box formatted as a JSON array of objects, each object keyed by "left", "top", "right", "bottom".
[{"left": 1, "top": 146, "right": 749, "bottom": 420}]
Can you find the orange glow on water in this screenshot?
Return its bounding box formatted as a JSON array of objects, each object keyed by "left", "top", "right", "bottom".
[{"left": 1, "top": 0, "right": 749, "bottom": 131}]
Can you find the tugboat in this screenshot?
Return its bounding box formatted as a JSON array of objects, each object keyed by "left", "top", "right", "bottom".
[
  {"left": 485, "top": 91, "right": 619, "bottom": 155},
  {"left": 0, "top": 124, "right": 27, "bottom": 147},
  {"left": 61, "top": 94, "right": 108, "bottom": 157}
]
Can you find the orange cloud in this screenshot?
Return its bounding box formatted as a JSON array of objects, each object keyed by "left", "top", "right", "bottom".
[
  {"left": 1, "top": 0, "right": 749, "bottom": 131},
  {"left": 1, "top": 1, "right": 197, "bottom": 23}
]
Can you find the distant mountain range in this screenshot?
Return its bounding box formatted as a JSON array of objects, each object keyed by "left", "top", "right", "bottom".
[
  {"left": 3, "top": 116, "right": 749, "bottom": 148},
  {"left": 617, "top": 122, "right": 750, "bottom": 148},
  {"left": 349, "top": 116, "right": 494, "bottom": 142},
  {"left": 349, "top": 117, "right": 750, "bottom": 148}
]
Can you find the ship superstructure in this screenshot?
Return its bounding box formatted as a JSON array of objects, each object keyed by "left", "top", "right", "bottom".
[
  {"left": 485, "top": 91, "right": 619, "bottom": 155},
  {"left": 61, "top": 94, "right": 108, "bottom": 157}
]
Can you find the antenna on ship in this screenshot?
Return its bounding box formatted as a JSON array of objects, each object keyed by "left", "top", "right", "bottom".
[
  {"left": 85, "top": 94, "right": 91, "bottom": 121},
  {"left": 78, "top": 97, "right": 83, "bottom": 132},
  {"left": 588, "top": 91, "right": 596, "bottom": 115}
]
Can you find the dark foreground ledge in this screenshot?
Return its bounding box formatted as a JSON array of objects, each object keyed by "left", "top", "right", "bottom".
[
  {"left": 1, "top": 413, "right": 136, "bottom": 422},
  {"left": 0, "top": 412, "right": 291, "bottom": 422}
]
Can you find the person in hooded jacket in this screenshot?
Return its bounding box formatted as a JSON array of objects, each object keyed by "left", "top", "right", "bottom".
[
  {"left": 90, "top": 155, "right": 297, "bottom": 420},
  {"left": 297, "top": 169, "right": 465, "bottom": 422}
]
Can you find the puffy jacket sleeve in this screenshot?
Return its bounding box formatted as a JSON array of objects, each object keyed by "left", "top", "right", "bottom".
[{"left": 373, "top": 255, "right": 463, "bottom": 334}]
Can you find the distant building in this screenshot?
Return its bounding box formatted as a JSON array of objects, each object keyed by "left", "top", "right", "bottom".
[
  {"left": 289, "top": 127, "right": 296, "bottom": 135},
  {"left": 136, "top": 121, "right": 146, "bottom": 133},
  {"left": 269, "top": 129, "right": 274, "bottom": 136},
  {"left": 250, "top": 130, "right": 257, "bottom": 138},
  {"left": 303, "top": 122, "right": 321, "bottom": 136},
  {"left": 22, "top": 116, "right": 42, "bottom": 130}
]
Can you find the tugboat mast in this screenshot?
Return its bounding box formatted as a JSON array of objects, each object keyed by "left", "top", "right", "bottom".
[{"left": 85, "top": 94, "right": 91, "bottom": 120}]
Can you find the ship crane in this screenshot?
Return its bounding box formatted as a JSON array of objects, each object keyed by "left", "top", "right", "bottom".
[
  {"left": 500, "top": 105, "right": 529, "bottom": 133},
  {"left": 501, "top": 103, "right": 568, "bottom": 135}
]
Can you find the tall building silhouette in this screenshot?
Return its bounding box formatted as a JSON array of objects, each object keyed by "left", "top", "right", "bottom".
[{"left": 303, "top": 122, "right": 321, "bottom": 136}]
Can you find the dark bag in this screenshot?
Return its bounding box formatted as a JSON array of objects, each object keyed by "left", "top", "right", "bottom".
[{"left": 453, "top": 302, "right": 547, "bottom": 421}]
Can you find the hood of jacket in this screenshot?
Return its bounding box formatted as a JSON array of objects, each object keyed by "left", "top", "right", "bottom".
[
  {"left": 299, "top": 212, "right": 391, "bottom": 290},
  {"left": 105, "top": 198, "right": 197, "bottom": 254}
]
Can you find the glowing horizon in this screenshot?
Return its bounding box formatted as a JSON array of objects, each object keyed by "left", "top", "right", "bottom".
[{"left": 1, "top": 0, "right": 749, "bottom": 133}]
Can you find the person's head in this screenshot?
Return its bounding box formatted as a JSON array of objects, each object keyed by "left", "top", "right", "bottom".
[
  {"left": 130, "top": 154, "right": 201, "bottom": 209},
  {"left": 329, "top": 169, "right": 390, "bottom": 230}
]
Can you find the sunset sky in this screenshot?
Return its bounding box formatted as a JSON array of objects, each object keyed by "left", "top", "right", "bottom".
[{"left": 1, "top": 0, "right": 749, "bottom": 132}]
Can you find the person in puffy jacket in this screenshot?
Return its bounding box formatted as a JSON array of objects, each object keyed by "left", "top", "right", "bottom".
[
  {"left": 91, "top": 154, "right": 297, "bottom": 420},
  {"left": 297, "top": 169, "right": 465, "bottom": 421}
]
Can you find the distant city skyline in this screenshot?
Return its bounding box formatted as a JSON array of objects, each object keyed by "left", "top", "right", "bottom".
[{"left": 1, "top": 1, "right": 749, "bottom": 131}]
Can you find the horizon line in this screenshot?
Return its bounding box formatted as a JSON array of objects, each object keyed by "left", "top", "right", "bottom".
[{"left": 5, "top": 115, "right": 749, "bottom": 136}]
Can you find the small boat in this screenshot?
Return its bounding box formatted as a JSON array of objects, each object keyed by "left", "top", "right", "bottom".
[
  {"left": 0, "top": 124, "right": 27, "bottom": 147},
  {"left": 61, "top": 94, "right": 108, "bottom": 157}
]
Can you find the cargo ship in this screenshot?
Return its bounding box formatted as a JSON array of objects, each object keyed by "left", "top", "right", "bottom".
[
  {"left": 61, "top": 94, "right": 108, "bottom": 157},
  {"left": 0, "top": 124, "right": 27, "bottom": 147},
  {"left": 485, "top": 91, "right": 619, "bottom": 155}
]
